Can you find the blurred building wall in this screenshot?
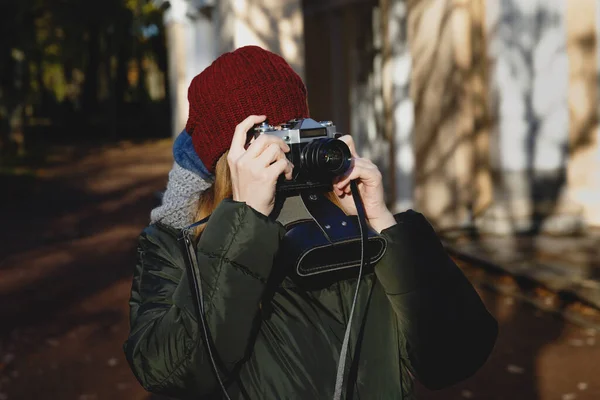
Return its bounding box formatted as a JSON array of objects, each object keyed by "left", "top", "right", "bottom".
[
  {"left": 162, "top": 0, "right": 216, "bottom": 138},
  {"left": 303, "top": 0, "right": 415, "bottom": 214},
  {"left": 407, "top": 0, "right": 493, "bottom": 229},
  {"left": 162, "top": 0, "right": 600, "bottom": 233},
  {"left": 303, "top": 0, "right": 600, "bottom": 233},
  {"left": 302, "top": 0, "right": 492, "bottom": 227},
  {"left": 382, "top": 0, "right": 415, "bottom": 213},
  {"left": 480, "top": 0, "right": 579, "bottom": 235},
  {"left": 565, "top": 0, "right": 600, "bottom": 227}
]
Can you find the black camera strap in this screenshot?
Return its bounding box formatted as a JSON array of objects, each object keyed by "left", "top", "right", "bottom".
[
  {"left": 299, "top": 182, "right": 369, "bottom": 400},
  {"left": 335, "top": 181, "right": 368, "bottom": 400}
]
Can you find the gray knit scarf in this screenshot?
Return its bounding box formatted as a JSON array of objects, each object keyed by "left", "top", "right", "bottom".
[{"left": 150, "top": 162, "right": 212, "bottom": 229}]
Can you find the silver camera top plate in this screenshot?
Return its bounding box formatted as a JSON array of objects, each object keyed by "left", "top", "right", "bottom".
[{"left": 254, "top": 118, "right": 336, "bottom": 145}]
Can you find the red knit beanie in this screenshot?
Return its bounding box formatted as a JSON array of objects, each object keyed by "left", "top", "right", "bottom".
[{"left": 185, "top": 45, "right": 310, "bottom": 174}]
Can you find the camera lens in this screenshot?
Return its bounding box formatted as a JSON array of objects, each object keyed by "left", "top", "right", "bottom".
[
  {"left": 301, "top": 138, "right": 351, "bottom": 176},
  {"left": 323, "top": 147, "right": 343, "bottom": 166}
]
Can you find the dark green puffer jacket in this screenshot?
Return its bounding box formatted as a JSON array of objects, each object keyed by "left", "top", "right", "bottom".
[{"left": 124, "top": 199, "right": 497, "bottom": 399}]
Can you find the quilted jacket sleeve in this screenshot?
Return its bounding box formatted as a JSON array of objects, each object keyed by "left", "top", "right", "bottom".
[
  {"left": 124, "top": 199, "right": 286, "bottom": 398},
  {"left": 374, "top": 210, "right": 498, "bottom": 390}
]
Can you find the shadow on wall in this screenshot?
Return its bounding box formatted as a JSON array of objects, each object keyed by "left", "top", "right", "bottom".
[
  {"left": 485, "top": 0, "right": 598, "bottom": 235},
  {"left": 407, "top": 0, "right": 597, "bottom": 234},
  {"left": 486, "top": 0, "right": 565, "bottom": 235},
  {"left": 407, "top": 0, "right": 596, "bottom": 398},
  {"left": 407, "top": 0, "right": 492, "bottom": 228},
  {"left": 217, "top": 0, "right": 305, "bottom": 76}
]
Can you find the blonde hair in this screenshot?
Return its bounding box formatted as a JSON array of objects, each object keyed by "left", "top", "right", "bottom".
[
  {"left": 194, "top": 151, "right": 345, "bottom": 238},
  {"left": 194, "top": 151, "right": 233, "bottom": 237}
]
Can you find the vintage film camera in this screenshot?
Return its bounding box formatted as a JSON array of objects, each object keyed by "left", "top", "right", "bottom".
[{"left": 253, "top": 118, "right": 352, "bottom": 193}]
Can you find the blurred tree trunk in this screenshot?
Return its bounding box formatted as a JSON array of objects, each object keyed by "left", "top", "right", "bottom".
[
  {"left": 105, "top": 25, "right": 118, "bottom": 140},
  {"left": 0, "top": 50, "right": 12, "bottom": 154},
  {"left": 5, "top": 51, "right": 27, "bottom": 156},
  {"left": 83, "top": 24, "right": 100, "bottom": 113},
  {"left": 115, "top": 9, "right": 133, "bottom": 113},
  {"left": 0, "top": 3, "right": 33, "bottom": 157},
  {"left": 133, "top": 0, "right": 149, "bottom": 104},
  {"left": 34, "top": 49, "right": 49, "bottom": 118}
]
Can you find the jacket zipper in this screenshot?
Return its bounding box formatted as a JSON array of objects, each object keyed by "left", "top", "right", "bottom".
[
  {"left": 181, "top": 229, "right": 204, "bottom": 314},
  {"left": 180, "top": 228, "right": 233, "bottom": 400}
]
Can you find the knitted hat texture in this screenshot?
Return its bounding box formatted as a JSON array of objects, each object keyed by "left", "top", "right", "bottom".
[{"left": 185, "top": 45, "right": 310, "bottom": 173}]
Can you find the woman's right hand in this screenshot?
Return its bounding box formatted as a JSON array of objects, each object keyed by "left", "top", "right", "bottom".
[{"left": 227, "top": 115, "right": 293, "bottom": 216}]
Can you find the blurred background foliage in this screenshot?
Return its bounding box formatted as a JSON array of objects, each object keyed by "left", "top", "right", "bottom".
[{"left": 0, "top": 0, "right": 169, "bottom": 163}]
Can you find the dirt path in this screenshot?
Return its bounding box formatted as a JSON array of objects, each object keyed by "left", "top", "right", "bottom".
[
  {"left": 1, "top": 140, "right": 599, "bottom": 400},
  {"left": 1, "top": 140, "right": 173, "bottom": 400}
]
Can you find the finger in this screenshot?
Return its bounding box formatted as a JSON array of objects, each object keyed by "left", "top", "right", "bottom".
[
  {"left": 333, "top": 184, "right": 343, "bottom": 196},
  {"left": 335, "top": 157, "right": 359, "bottom": 187},
  {"left": 257, "top": 142, "right": 286, "bottom": 167},
  {"left": 268, "top": 158, "right": 293, "bottom": 181},
  {"left": 334, "top": 185, "right": 349, "bottom": 197},
  {"left": 245, "top": 133, "right": 290, "bottom": 159},
  {"left": 336, "top": 159, "right": 378, "bottom": 189},
  {"left": 244, "top": 135, "right": 256, "bottom": 150},
  {"left": 335, "top": 165, "right": 359, "bottom": 191},
  {"left": 230, "top": 115, "right": 267, "bottom": 155},
  {"left": 284, "top": 160, "right": 294, "bottom": 180},
  {"left": 337, "top": 134, "right": 359, "bottom": 158}
]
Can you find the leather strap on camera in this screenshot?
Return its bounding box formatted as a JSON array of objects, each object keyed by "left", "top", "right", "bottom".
[{"left": 276, "top": 191, "right": 387, "bottom": 288}]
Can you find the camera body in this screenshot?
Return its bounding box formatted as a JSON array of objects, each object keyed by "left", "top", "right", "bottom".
[{"left": 253, "top": 118, "right": 352, "bottom": 194}]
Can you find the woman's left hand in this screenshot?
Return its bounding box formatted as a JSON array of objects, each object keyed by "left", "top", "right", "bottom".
[{"left": 333, "top": 135, "right": 397, "bottom": 233}]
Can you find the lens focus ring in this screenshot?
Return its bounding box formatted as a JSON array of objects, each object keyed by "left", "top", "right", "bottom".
[{"left": 300, "top": 138, "right": 352, "bottom": 176}]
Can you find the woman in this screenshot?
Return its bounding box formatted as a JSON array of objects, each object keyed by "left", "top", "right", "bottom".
[{"left": 124, "top": 45, "right": 498, "bottom": 399}]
